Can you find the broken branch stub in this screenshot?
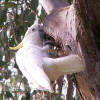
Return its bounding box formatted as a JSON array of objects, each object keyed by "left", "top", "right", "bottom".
[
  {"left": 39, "top": 0, "right": 69, "bottom": 14},
  {"left": 43, "top": 5, "right": 79, "bottom": 54}
]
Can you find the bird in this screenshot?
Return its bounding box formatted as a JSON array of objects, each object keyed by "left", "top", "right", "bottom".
[
  {"left": 9, "top": 20, "right": 85, "bottom": 92},
  {"left": 10, "top": 20, "right": 53, "bottom": 92}
]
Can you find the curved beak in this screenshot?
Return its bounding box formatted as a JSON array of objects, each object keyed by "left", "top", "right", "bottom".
[{"left": 9, "top": 41, "right": 23, "bottom": 50}]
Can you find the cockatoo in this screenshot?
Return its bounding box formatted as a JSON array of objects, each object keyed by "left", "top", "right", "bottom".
[{"left": 10, "top": 20, "right": 85, "bottom": 92}]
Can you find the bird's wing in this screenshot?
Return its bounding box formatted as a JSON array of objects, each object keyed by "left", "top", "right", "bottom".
[
  {"left": 16, "top": 47, "right": 52, "bottom": 92},
  {"left": 43, "top": 55, "right": 85, "bottom": 81}
]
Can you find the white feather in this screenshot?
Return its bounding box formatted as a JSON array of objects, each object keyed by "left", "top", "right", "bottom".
[
  {"left": 16, "top": 23, "right": 53, "bottom": 92},
  {"left": 43, "top": 55, "right": 85, "bottom": 81}
]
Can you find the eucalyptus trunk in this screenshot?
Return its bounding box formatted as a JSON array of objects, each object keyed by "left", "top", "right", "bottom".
[{"left": 41, "top": 0, "right": 100, "bottom": 99}]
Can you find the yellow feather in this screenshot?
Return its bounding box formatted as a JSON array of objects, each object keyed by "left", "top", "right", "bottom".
[{"left": 9, "top": 41, "right": 23, "bottom": 50}]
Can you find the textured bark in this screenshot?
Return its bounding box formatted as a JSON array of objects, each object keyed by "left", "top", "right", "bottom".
[
  {"left": 43, "top": 0, "right": 100, "bottom": 99},
  {"left": 66, "top": 77, "right": 73, "bottom": 100},
  {"left": 74, "top": 0, "right": 100, "bottom": 99}
]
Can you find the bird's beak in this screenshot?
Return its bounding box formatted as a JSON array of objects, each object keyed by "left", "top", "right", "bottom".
[{"left": 9, "top": 41, "right": 23, "bottom": 50}]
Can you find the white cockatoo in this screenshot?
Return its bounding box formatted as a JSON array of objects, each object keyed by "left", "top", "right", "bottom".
[{"left": 10, "top": 20, "right": 85, "bottom": 92}]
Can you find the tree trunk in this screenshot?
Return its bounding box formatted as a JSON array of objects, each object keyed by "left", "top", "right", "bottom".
[
  {"left": 74, "top": 0, "right": 100, "bottom": 99},
  {"left": 42, "top": 0, "right": 100, "bottom": 99}
]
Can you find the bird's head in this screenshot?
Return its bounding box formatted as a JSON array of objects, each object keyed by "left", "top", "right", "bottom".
[{"left": 9, "top": 21, "right": 42, "bottom": 50}]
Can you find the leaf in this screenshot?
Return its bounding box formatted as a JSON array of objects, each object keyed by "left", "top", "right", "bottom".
[
  {"left": 56, "top": 96, "right": 62, "bottom": 100},
  {"left": 5, "top": 2, "right": 17, "bottom": 8},
  {"left": 21, "top": 96, "right": 26, "bottom": 100},
  {"left": 41, "top": 9, "right": 46, "bottom": 21},
  {"left": 66, "top": 0, "right": 72, "bottom": 4},
  {"left": 72, "top": 97, "right": 75, "bottom": 100},
  {"left": 6, "top": 91, "right": 13, "bottom": 98},
  {"left": 0, "top": 93, "right": 2, "bottom": 100},
  {"left": 0, "top": 61, "right": 7, "bottom": 66}
]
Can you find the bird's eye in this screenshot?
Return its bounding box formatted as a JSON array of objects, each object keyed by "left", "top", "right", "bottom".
[{"left": 32, "top": 28, "right": 35, "bottom": 31}]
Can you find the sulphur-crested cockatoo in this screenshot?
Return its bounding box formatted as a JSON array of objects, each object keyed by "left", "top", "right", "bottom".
[{"left": 10, "top": 20, "right": 85, "bottom": 92}]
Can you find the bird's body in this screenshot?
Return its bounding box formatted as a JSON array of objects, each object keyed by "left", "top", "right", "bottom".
[{"left": 16, "top": 23, "right": 52, "bottom": 91}]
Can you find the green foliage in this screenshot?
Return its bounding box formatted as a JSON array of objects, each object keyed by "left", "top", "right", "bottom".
[
  {"left": 21, "top": 96, "right": 26, "bottom": 100},
  {"left": 41, "top": 9, "right": 46, "bottom": 21},
  {"left": 5, "top": 91, "right": 13, "bottom": 98},
  {"left": 72, "top": 97, "right": 76, "bottom": 100},
  {"left": 66, "top": 0, "right": 72, "bottom": 4},
  {"left": 0, "top": 0, "right": 38, "bottom": 99},
  {"left": 56, "top": 95, "right": 63, "bottom": 100}
]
